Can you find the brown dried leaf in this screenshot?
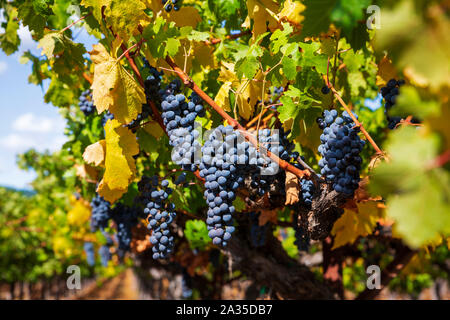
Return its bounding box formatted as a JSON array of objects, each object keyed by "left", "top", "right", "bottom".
[
  {"left": 258, "top": 209, "right": 278, "bottom": 226},
  {"left": 285, "top": 171, "right": 300, "bottom": 205}
]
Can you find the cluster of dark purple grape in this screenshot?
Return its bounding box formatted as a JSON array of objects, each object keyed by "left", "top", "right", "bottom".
[
  {"left": 98, "top": 245, "right": 111, "bottom": 267},
  {"left": 248, "top": 212, "right": 268, "bottom": 247},
  {"left": 162, "top": 0, "right": 181, "bottom": 12},
  {"left": 317, "top": 110, "right": 364, "bottom": 196},
  {"left": 84, "top": 242, "right": 95, "bottom": 266},
  {"left": 139, "top": 176, "right": 176, "bottom": 260},
  {"left": 381, "top": 79, "right": 405, "bottom": 129},
  {"left": 160, "top": 81, "right": 205, "bottom": 172},
  {"left": 200, "top": 125, "right": 250, "bottom": 246},
  {"left": 90, "top": 195, "right": 111, "bottom": 232},
  {"left": 247, "top": 128, "right": 292, "bottom": 196},
  {"left": 78, "top": 90, "right": 95, "bottom": 116},
  {"left": 300, "top": 179, "right": 314, "bottom": 207},
  {"left": 111, "top": 203, "right": 140, "bottom": 252},
  {"left": 143, "top": 61, "right": 164, "bottom": 103},
  {"left": 102, "top": 111, "right": 114, "bottom": 127},
  {"left": 293, "top": 213, "right": 310, "bottom": 252}
]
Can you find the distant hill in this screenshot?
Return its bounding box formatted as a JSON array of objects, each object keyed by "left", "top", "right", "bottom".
[{"left": 0, "top": 185, "right": 36, "bottom": 197}]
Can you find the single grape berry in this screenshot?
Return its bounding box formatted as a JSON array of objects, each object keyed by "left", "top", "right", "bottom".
[{"left": 321, "top": 86, "right": 330, "bottom": 95}]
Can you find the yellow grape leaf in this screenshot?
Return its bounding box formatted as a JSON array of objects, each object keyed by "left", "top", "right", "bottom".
[
  {"left": 236, "top": 71, "right": 264, "bottom": 120},
  {"left": 376, "top": 55, "right": 397, "bottom": 87},
  {"left": 278, "top": 0, "right": 305, "bottom": 27},
  {"left": 97, "top": 119, "right": 139, "bottom": 203},
  {"left": 143, "top": 121, "right": 164, "bottom": 139},
  {"left": 192, "top": 42, "right": 216, "bottom": 69},
  {"left": 285, "top": 171, "right": 300, "bottom": 205},
  {"left": 83, "top": 140, "right": 106, "bottom": 167},
  {"left": 294, "top": 119, "right": 322, "bottom": 152},
  {"left": 246, "top": 0, "right": 280, "bottom": 40},
  {"left": 90, "top": 44, "right": 146, "bottom": 124},
  {"left": 331, "top": 201, "right": 384, "bottom": 249},
  {"left": 217, "top": 62, "right": 263, "bottom": 120},
  {"left": 215, "top": 82, "right": 232, "bottom": 112},
  {"left": 81, "top": 0, "right": 148, "bottom": 42},
  {"left": 67, "top": 198, "right": 91, "bottom": 226}
]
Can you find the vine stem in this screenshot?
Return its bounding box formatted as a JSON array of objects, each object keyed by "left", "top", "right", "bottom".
[
  {"left": 323, "top": 76, "right": 384, "bottom": 156},
  {"left": 165, "top": 56, "right": 310, "bottom": 179},
  {"left": 427, "top": 149, "right": 450, "bottom": 169},
  {"left": 205, "top": 30, "right": 252, "bottom": 45},
  {"left": 59, "top": 13, "right": 91, "bottom": 33},
  {"left": 82, "top": 72, "right": 93, "bottom": 85}
]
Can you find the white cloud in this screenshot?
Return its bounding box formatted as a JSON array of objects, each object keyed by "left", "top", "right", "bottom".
[
  {"left": 12, "top": 112, "right": 65, "bottom": 133},
  {"left": 17, "top": 24, "right": 35, "bottom": 51},
  {"left": 0, "top": 133, "right": 66, "bottom": 153},
  {"left": 0, "top": 61, "right": 7, "bottom": 75}
]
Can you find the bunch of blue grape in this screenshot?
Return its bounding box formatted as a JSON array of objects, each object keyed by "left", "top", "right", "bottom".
[
  {"left": 161, "top": 82, "right": 205, "bottom": 171},
  {"left": 248, "top": 212, "right": 268, "bottom": 247},
  {"left": 317, "top": 110, "right": 365, "bottom": 196},
  {"left": 381, "top": 79, "right": 405, "bottom": 129},
  {"left": 200, "top": 125, "right": 250, "bottom": 246},
  {"left": 111, "top": 203, "right": 140, "bottom": 252},
  {"left": 90, "top": 195, "right": 111, "bottom": 232},
  {"left": 143, "top": 62, "right": 164, "bottom": 102},
  {"left": 98, "top": 245, "right": 111, "bottom": 267},
  {"left": 181, "top": 269, "right": 193, "bottom": 298},
  {"left": 293, "top": 212, "right": 310, "bottom": 252},
  {"left": 247, "top": 128, "right": 293, "bottom": 197},
  {"left": 102, "top": 111, "right": 114, "bottom": 126},
  {"left": 84, "top": 242, "right": 95, "bottom": 266},
  {"left": 78, "top": 90, "right": 95, "bottom": 116},
  {"left": 139, "top": 176, "right": 176, "bottom": 260},
  {"left": 162, "top": 0, "right": 181, "bottom": 12},
  {"left": 300, "top": 179, "right": 314, "bottom": 207}
]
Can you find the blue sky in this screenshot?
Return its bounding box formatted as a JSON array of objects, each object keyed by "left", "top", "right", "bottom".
[{"left": 0, "top": 13, "right": 97, "bottom": 190}]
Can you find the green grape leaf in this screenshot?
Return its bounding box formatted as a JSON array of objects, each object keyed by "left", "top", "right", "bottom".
[
  {"left": 0, "top": 8, "right": 21, "bottom": 55},
  {"left": 184, "top": 220, "right": 211, "bottom": 251},
  {"left": 18, "top": 1, "right": 51, "bottom": 37},
  {"left": 302, "top": 0, "right": 338, "bottom": 37}
]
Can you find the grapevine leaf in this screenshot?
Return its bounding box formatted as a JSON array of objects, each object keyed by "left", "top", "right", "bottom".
[
  {"left": 214, "top": 82, "right": 232, "bottom": 112},
  {"left": 370, "top": 127, "right": 450, "bottom": 247},
  {"left": 81, "top": 0, "right": 148, "bottom": 42},
  {"left": 245, "top": 0, "right": 279, "bottom": 40},
  {"left": 17, "top": 1, "right": 50, "bottom": 37},
  {"left": 67, "top": 198, "right": 91, "bottom": 226},
  {"left": 285, "top": 172, "right": 300, "bottom": 205},
  {"left": 83, "top": 140, "right": 106, "bottom": 167},
  {"left": 278, "top": 0, "right": 305, "bottom": 28},
  {"left": 0, "top": 8, "right": 21, "bottom": 55},
  {"left": 390, "top": 86, "right": 440, "bottom": 120},
  {"left": 97, "top": 119, "right": 139, "bottom": 203},
  {"left": 302, "top": 0, "right": 337, "bottom": 37},
  {"left": 184, "top": 220, "right": 211, "bottom": 251},
  {"left": 331, "top": 201, "right": 384, "bottom": 249},
  {"left": 374, "top": 1, "right": 450, "bottom": 89},
  {"left": 90, "top": 44, "right": 146, "bottom": 124}
]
